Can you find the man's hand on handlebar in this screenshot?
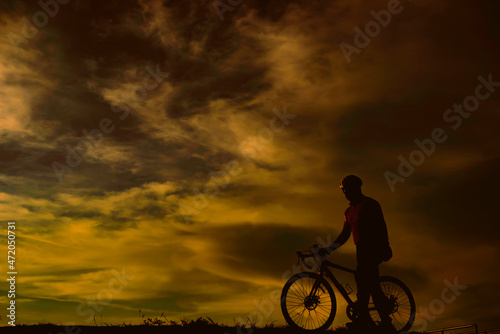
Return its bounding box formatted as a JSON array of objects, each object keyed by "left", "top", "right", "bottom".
[
  {"left": 312, "top": 244, "right": 331, "bottom": 260},
  {"left": 295, "top": 244, "right": 336, "bottom": 269}
]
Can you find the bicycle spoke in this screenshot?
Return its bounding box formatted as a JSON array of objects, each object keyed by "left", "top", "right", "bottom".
[
  {"left": 366, "top": 278, "right": 415, "bottom": 332},
  {"left": 282, "top": 273, "right": 337, "bottom": 331}
]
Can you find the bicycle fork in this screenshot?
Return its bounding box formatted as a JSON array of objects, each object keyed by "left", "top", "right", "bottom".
[{"left": 303, "top": 279, "right": 325, "bottom": 310}]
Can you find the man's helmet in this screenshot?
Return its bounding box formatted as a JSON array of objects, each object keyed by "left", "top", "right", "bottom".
[{"left": 340, "top": 175, "right": 362, "bottom": 192}]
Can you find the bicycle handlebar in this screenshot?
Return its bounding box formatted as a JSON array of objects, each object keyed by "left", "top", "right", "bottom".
[
  {"left": 296, "top": 244, "right": 323, "bottom": 270},
  {"left": 297, "top": 251, "right": 314, "bottom": 270}
]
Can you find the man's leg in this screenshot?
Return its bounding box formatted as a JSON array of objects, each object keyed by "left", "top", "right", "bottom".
[
  {"left": 355, "top": 260, "right": 372, "bottom": 324},
  {"left": 369, "top": 264, "right": 391, "bottom": 322},
  {"left": 369, "top": 263, "right": 396, "bottom": 332}
]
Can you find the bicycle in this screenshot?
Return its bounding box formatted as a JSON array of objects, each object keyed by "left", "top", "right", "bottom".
[{"left": 281, "top": 245, "right": 416, "bottom": 333}]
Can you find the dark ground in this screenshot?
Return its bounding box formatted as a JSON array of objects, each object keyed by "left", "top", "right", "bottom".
[
  {"left": 0, "top": 316, "right": 420, "bottom": 334},
  {"left": 0, "top": 324, "right": 418, "bottom": 334}
]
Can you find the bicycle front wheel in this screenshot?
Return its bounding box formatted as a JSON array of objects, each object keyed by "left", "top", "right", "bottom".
[
  {"left": 369, "top": 275, "right": 416, "bottom": 333},
  {"left": 281, "top": 272, "right": 337, "bottom": 332}
]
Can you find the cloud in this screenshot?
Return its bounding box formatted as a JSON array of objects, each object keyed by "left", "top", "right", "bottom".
[{"left": 0, "top": 0, "right": 498, "bottom": 328}]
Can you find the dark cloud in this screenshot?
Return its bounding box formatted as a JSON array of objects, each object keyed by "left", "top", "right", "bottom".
[
  {"left": 413, "top": 158, "right": 500, "bottom": 245},
  {"left": 166, "top": 68, "right": 271, "bottom": 118},
  {"left": 0, "top": 0, "right": 499, "bottom": 327},
  {"left": 202, "top": 223, "right": 350, "bottom": 278}
]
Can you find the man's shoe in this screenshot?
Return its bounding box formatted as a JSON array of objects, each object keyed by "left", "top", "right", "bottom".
[
  {"left": 346, "top": 321, "right": 372, "bottom": 333},
  {"left": 346, "top": 317, "right": 373, "bottom": 332},
  {"left": 378, "top": 318, "right": 397, "bottom": 333}
]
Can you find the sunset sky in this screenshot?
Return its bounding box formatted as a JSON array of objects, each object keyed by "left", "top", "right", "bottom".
[{"left": 0, "top": 0, "right": 499, "bottom": 330}]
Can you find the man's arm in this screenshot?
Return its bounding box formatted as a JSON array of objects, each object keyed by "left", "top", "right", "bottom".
[{"left": 326, "top": 222, "right": 351, "bottom": 254}]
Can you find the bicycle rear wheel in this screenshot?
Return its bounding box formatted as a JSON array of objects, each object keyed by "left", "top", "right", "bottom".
[
  {"left": 368, "top": 275, "right": 416, "bottom": 333},
  {"left": 281, "top": 272, "right": 337, "bottom": 332}
]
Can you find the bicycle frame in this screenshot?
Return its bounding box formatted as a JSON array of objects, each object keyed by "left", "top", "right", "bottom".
[
  {"left": 312, "top": 259, "right": 357, "bottom": 306},
  {"left": 285, "top": 251, "right": 416, "bottom": 332}
]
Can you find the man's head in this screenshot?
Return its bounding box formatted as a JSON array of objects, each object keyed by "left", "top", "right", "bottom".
[{"left": 340, "top": 175, "right": 363, "bottom": 202}]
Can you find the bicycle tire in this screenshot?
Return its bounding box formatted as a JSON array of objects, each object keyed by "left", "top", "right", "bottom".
[
  {"left": 369, "top": 275, "right": 416, "bottom": 333},
  {"left": 281, "top": 272, "right": 337, "bottom": 332}
]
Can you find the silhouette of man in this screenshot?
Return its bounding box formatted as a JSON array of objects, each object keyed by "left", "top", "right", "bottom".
[{"left": 320, "top": 175, "right": 393, "bottom": 330}]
